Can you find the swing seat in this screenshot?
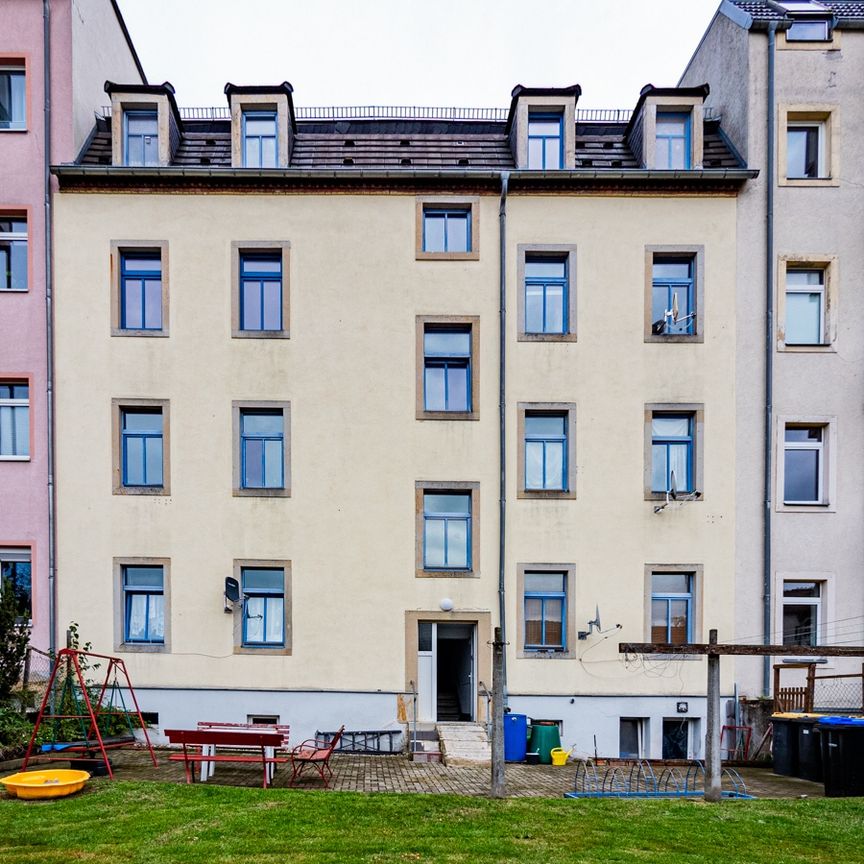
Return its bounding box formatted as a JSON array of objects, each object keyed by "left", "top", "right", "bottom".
[{"left": 40, "top": 735, "right": 136, "bottom": 753}]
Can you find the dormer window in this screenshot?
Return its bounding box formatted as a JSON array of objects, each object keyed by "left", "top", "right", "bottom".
[
  {"left": 787, "top": 19, "right": 830, "bottom": 40},
  {"left": 243, "top": 110, "right": 277, "bottom": 168},
  {"left": 124, "top": 110, "right": 158, "bottom": 166},
  {"left": 527, "top": 112, "right": 563, "bottom": 170},
  {"left": 655, "top": 112, "right": 690, "bottom": 170}
]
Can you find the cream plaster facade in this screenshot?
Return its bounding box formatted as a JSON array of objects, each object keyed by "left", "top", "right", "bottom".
[{"left": 53, "top": 183, "right": 740, "bottom": 751}]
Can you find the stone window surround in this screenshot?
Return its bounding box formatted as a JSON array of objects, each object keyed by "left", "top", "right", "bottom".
[
  {"left": 512, "top": 95, "right": 576, "bottom": 169},
  {"left": 516, "top": 243, "right": 578, "bottom": 342},
  {"left": 0, "top": 54, "right": 29, "bottom": 132},
  {"left": 110, "top": 92, "right": 173, "bottom": 167},
  {"left": 778, "top": 104, "right": 839, "bottom": 187},
  {"left": 516, "top": 402, "right": 578, "bottom": 500},
  {"left": 110, "top": 240, "right": 170, "bottom": 337},
  {"left": 233, "top": 558, "right": 292, "bottom": 656},
  {"left": 415, "top": 197, "right": 480, "bottom": 261},
  {"left": 644, "top": 245, "right": 705, "bottom": 344},
  {"left": 111, "top": 397, "right": 171, "bottom": 496},
  {"left": 414, "top": 480, "right": 480, "bottom": 578},
  {"left": 642, "top": 95, "right": 705, "bottom": 170},
  {"left": 232, "top": 400, "right": 291, "bottom": 498},
  {"left": 113, "top": 556, "right": 171, "bottom": 653},
  {"left": 776, "top": 254, "right": 838, "bottom": 352},
  {"left": 229, "top": 93, "right": 293, "bottom": 168},
  {"left": 415, "top": 315, "right": 480, "bottom": 421},
  {"left": 775, "top": 415, "right": 837, "bottom": 513},
  {"left": 642, "top": 563, "right": 704, "bottom": 657},
  {"left": 643, "top": 402, "right": 705, "bottom": 503},
  {"left": 516, "top": 562, "right": 578, "bottom": 659},
  {"left": 231, "top": 241, "right": 291, "bottom": 339}
]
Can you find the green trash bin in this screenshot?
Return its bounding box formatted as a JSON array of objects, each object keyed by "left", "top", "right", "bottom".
[{"left": 528, "top": 720, "right": 561, "bottom": 765}]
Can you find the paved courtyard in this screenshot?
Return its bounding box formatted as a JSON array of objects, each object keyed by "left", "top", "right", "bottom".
[{"left": 86, "top": 748, "right": 825, "bottom": 799}]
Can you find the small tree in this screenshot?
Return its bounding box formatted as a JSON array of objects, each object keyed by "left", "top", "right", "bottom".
[{"left": 0, "top": 577, "right": 30, "bottom": 703}]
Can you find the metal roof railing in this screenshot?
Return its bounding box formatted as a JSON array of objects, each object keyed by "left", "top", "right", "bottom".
[{"left": 99, "top": 104, "right": 720, "bottom": 123}]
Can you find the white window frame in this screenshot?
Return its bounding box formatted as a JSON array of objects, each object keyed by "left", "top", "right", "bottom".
[
  {"left": 786, "top": 120, "right": 826, "bottom": 179},
  {"left": 0, "top": 381, "right": 29, "bottom": 460},
  {"left": 781, "top": 579, "right": 822, "bottom": 647},
  {"left": 783, "top": 424, "right": 824, "bottom": 505},
  {"left": 0, "top": 547, "right": 31, "bottom": 624},
  {"left": 0, "top": 216, "right": 27, "bottom": 292},
  {"left": 784, "top": 266, "right": 825, "bottom": 346}
]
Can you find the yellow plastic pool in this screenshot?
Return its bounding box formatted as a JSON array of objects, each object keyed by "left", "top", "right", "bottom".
[{"left": 1, "top": 769, "right": 90, "bottom": 799}]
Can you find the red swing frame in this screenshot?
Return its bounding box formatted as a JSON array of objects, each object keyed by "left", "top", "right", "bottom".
[{"left": 22, "top": 648, "right": 158, "bottom": 779}]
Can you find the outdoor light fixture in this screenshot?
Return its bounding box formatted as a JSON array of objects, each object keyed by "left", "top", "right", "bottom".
[
  {"left": 677, "top": 701, "right": 689, "bottom": 714},
  {"left": 440, "top": 598, "right": 454, "bottom": 612}
]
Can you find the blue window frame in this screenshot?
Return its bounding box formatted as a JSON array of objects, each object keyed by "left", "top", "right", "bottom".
[
  {"left": 655, "top": 112, "right": 691, "bottom": 170},
  {"left": 240, "top": 252, "right": 282, "bottom": 331},
  {"left": 241, "top": 410, "right": 284, "bottom": 489},
  {"left": 123, "top": 110, "right": 158, "bottom": 166},
  {"left": 422, "top": 208, "right": 470, "bottom": 253},
  {"left": 527, "top": 112, "right": 564, "bottom": 170},
  {"left": 651, "top": 572, "right": 692, "bottom": 644},
  {"left": 0, "top": 382, "right": 29, "bottom": 458},
  {"left": 524, "top": 571, "right": 566, "bottom": 651},
  {"left": 243, "top": 110, "right": 278, "bottom": 168},
  {"left": 121, "top": 408, "right": 163, "bottom": 487},
  {"left": 1, "top": 549, "right": 31, "bottom": 620},
  {"left": 423, "top": 492, "right": 471, "bottom": 570},
  {"left": 242, "top": 567, "right": 285, "bottom": 647},
  {"left": 423, "top": 327, "right": 472, "bottom": 413},
  {"left": 123, "top": 565, "right": 165, "bottom": 644},
  {"left": 120, "top": 252, "right": 162, "bottom": 330},
  {"left": 525, "top": 413, "right": 567, "bottom": 491},
  {"left": 651, "top": 257, "right": 695, "bottom": 335},
  {"left": 0, "top": 67, "right": 26, "bottom": 130},
  {"left": 651, "top": 413, "right": 693, "bottom": 494},
  {"left": 525, "top": 256, "right": 567, "bottom": 334},
  {"left": 0, "top": 217, "right": 28, "bottom": 290}
]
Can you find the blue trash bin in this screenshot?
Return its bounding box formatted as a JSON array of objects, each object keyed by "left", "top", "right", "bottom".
[{"left": 504, "top": 713, "right": 528, "bottom": 762}]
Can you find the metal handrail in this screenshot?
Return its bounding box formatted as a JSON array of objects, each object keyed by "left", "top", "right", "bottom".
[
  {"left": 99, "top": 105, "right": 721, "bottom": 123},
  {"left": 477, "top": 680, "right": 493, "bottom": 738}
]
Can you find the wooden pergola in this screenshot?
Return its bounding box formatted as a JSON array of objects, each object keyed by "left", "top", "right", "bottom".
[{"left": 620, "top": 630, "right": 864, "bottom": 801}]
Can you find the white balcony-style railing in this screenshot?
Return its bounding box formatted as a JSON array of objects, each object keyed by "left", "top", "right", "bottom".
[{"left": 100, "top": 105, "right": 720, "bottom": 123}]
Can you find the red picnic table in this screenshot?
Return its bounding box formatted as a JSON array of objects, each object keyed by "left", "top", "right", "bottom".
[{"left": 165, "top": 728, "right": 286, "bottom": 788}]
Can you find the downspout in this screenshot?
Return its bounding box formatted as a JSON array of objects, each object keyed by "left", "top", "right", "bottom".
[
  {"left": 763, "top": 22, "right": 777, "bottom": 696},
  {"left": 43, "top": 0, "right": 57, "bottom": 656},
  {"left": 498, "top": 171, "right": 510, "bottom": 704}
]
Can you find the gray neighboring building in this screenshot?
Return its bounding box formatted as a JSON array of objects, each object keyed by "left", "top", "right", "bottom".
[{"left": 682, "top": 0, "right": 864, "bottom": 702}]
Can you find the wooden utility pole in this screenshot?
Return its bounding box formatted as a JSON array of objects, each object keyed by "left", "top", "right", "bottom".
[
  {"left": 704, "top": 629, "right": 721, "bottom": 802},
  {"left": 490, "top": 626, "right": 506, "bottom": 798},
  {"left": 619, "top": 638, "right": 864, "bottom": 802}
]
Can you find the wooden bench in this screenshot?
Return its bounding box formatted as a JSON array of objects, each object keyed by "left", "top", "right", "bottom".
[
  {"left": 289, "top": 725, "right": 345, "bottom": 788},
  {"left": 165, "top": 728, "right": 286, "bottom": 788}
]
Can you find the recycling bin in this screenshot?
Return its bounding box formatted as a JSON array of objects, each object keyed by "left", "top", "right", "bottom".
[
  {"left": 528, "top": 720, "right": 562, "bottom": 765},
  {"left": 818, "top": 716, "right": 864, "bottom": 797},
  {"left": 771, "top": 713, "right": 799, "bottom": 777},
  {"left": 794, "top": 715, "right": 826, "bottom": 782},
  {"left": 503, "top": 713, "right": 528, "bottom": 762}
]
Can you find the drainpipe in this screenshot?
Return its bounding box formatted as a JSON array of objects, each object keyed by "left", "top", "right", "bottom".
[
  {"left": 43, "top": 0, "right": 57, "bottom": 656},
  {"left": 763, "top": 22, "right": 777, "bottom": 696},
  {"left": 498, "top": 171, "right": 510, "bottom": 704}
]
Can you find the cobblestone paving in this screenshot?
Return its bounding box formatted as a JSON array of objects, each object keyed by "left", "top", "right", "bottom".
[{"left": 102, "top": 749, "right": 823, "bottom": 799}]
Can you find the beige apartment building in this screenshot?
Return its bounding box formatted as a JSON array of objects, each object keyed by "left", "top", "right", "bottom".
[
  {"left": 52, "top": 75, "right": 754, "bottom": 755},
  {"left": 683, "top": 0, "right": 864, "bottom": 706}
]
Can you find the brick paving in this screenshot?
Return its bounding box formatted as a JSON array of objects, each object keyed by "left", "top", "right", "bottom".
[{"left": 93, "top": 748, "right": 824, "bottom": 799}]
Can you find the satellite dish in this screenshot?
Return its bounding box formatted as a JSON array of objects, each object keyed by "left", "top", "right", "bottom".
[
  {"left": 593, "top": 605, "right": 602, "bottom": 632},
  {"left": 669, "top": 470, "right": 678, "bottom": 500},
  {"left": 224, "top": 577, "right": 240, "bottom": 604},
  {"left": 671, "top": 291, "right": 679, "bottom": 323}
]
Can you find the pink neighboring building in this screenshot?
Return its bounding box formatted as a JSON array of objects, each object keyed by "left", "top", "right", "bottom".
[{"left": 0, "top": 0, "right": 144, "bottom": 651}]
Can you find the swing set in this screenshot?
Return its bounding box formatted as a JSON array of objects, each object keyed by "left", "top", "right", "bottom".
[{"left": 23, "top": 649, "right": 158, "bottom": 779}]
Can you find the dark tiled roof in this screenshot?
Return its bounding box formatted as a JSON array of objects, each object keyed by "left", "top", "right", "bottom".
[
  {"left": 730, "top": 1, "right": 864, "bottom": 20},
  {"left": 76, "top": 116, "right": 744, "bottom": 171}
]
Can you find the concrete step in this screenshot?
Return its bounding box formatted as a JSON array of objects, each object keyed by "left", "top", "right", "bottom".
[{"left": 437, "top": 722, "right": 491, "bottom": 766}]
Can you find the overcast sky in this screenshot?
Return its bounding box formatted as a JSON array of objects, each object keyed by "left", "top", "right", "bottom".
[{"left": 117, "top": 0, "right": 722, "bottom": 109}]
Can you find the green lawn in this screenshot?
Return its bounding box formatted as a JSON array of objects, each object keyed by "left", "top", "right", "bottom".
[{"left": 0, "top": 781, "right": 861, "bottom": 863}]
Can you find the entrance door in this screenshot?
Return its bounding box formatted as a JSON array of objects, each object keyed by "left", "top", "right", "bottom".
[{"left": 416, "top": 621, "right": 476, "bottom": 722}]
